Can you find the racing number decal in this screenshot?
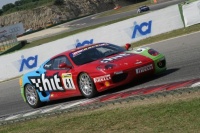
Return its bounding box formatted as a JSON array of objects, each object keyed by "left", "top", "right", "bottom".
[{"left": 61, "top": 73, "right": 76, "bottom": 90}]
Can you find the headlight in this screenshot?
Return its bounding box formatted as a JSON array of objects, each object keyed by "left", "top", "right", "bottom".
[
  {"left": 148, "top": 49, "right": 159, "bottom": 56},
  {"left": 97, "top": 64, "right": 117, "bottom": 71}
]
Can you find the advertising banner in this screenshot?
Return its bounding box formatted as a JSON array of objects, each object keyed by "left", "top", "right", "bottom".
[
  {"left": 0, "top": 23, "right": 24, "bottom": 53},
  {"left": 0, "top": 22, "right": 25, "bottom": 38}
]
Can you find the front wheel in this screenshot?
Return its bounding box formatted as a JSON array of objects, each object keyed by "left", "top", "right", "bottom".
[
  {"left": 78, "top": 73, "right": 97, "bottom": 98},
  {"left": 24, "top": 84, "right": 42, "bottom": 108}
]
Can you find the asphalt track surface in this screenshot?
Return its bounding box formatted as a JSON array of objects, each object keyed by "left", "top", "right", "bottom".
[{"left": 1, "top": 0, "right": 198, "bottom": 117}]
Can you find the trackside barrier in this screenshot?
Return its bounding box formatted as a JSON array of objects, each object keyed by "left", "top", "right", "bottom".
[
  {"left": 0, "top": 5, "right": 184, "bottom": 82},
  {"left": 182, "top": 0, "right": 200, "bottom": 27}
]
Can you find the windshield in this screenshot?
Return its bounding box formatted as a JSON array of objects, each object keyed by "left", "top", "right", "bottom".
[{"left": 70, "top": 43, "right": 126, "bottom": 65}]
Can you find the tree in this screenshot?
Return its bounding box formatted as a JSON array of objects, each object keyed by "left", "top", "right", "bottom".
[
  {"left": 15, "top": 0, "right": 23, "bottom": 6},
  {"left": 0, "top": 9, "right": 3, "bottom": 16},
  {"left": 54, "top": 0, "right": 64, "bottom": 5},
  {"left": 2, "top": 3, "right": 15, "bottom": 12}
]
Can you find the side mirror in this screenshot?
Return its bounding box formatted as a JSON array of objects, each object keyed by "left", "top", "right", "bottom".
[
  {"left": 59, "top": 63, "right": 72, "bottom": 69},
  {"left": 125, "top": 43, "right": 133, "bottom": 51}
]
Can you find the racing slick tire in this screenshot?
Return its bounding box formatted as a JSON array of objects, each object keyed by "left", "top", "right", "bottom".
[{"left": 78, "top": 73, "right": 97, "bottom": 98}]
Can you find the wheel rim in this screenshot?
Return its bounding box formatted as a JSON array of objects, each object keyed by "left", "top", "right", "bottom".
[
  {"left": 25, "top": 85, "right": 37, "bottom": 106},
  {"left": 79, "top": 73, "right": 93, "bottom": 96}
]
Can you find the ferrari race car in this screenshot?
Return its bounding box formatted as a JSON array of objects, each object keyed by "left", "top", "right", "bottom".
[{"left": 19, "top": 43, "right": 166, "bottom": 108}]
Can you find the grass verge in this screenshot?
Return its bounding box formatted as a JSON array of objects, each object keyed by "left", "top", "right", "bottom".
[{"left": 1, "top": 89, "right": 200, "bottom": 132}]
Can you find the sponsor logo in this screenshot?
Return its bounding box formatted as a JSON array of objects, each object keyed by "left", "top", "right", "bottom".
[
  {"left": 29, "top": 73, "right": 75, "bottom": 92},
  {"left": 132, "top": 20, "right": 152, "bottom": 39},
  {"left": 94, "top": 75, "right": 111, "bottom": 83},
  {"left": 135, "top": 60, "right": 142, "bottom": 65},
  {"left": 114, "top": 71, "right": 123, "bottom": 75},
  {"left": 71, "top": 43, "right": 108, "bottom": 57},
  {"left": 75, "top": 39, "right": 94, "bottom": 48},
  {"left": 61, "top": 73, "right": 75, "bottom": 90},
  {"left": 19, "top": 55, "right": 38, "bottom": 72},
  {"left": 136, "top": 64, "right": 153, "bottom": 74},
  {"left": 101, "top": 53, "right": 131, "bottom": 63}
]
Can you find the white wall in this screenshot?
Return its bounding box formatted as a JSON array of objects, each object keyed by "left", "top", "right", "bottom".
[{"left": 182, "top": 0, "right": 200, "bottom": 27}]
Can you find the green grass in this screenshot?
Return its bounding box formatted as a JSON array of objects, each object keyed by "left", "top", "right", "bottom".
[{"left": 1, "top": 92, "right": 200, "bottom": 133}]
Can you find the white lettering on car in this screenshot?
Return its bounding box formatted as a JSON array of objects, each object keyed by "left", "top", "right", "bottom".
[
  {"left": 101, "top": 53, "right": 131, "bottom": 63},
  {"left": 29, "top": 73, "right": 64, "bottom": 92},
  {"left": 93, "top": 75, "right": 111, "bottom": 83},
  {"left": 136, "top": 64, "right": 153, "bottom": 74},
  {"left": 29, "top": 73, "right": 75, "bottom": 92},
  {"left": 61, "top": 73, "right": 76, "bottom": 90}
]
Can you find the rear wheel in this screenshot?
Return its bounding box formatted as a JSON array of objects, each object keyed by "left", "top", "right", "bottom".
[
  {"left": 78, "top": 73, "right": 97, "bottom": 98},
  {"left": 24, "top": 84, "right": 42, "bottom": 108}
]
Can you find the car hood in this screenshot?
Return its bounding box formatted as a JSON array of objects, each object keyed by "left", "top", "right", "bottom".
[
  {"left": 99, "top": 52, "right": 152, "bottom": 65},
  {"left": 77, "top": 52, "right": 153, "bottom": 72}
]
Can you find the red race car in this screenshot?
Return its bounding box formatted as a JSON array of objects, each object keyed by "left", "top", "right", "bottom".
[{"left": 19, "top": 43, "right": 166, "bottom": 108}]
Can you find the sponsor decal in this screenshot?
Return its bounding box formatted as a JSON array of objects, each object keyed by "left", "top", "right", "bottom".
[
  {"left": 101, "top": 53, "right": 131, "bottom": 63},
  {"left": 136, "top": 64, "right": 153, "bottom": 74},
  {"left": 71, "top": 43, "right": 108, "bottom": 57},
  {"left": 135, "top": 60, "right": 142, "bottom": 65},
  {"left": 29, "top": 73, "right": 75, "bottom": 92},
  {"left": 61, "top": 73, "right": 76, "bottom": 89},
  {"left": 114, "top": 71, "right": 123, "bottom": 75},
  {"left": 75, "top": 39, "right": 94, "bottom": 48},
  {"left": 132, "top": 20, "right": 152, "bottom": 39},
  {"left": 19, "top": 55, "right": 38, "bottom": 72},
  {"left": 93, "top": 74, "right": 111, "bottom": 83}
]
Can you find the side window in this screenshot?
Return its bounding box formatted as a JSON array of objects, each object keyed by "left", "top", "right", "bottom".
[
  {"left": 52, "top": 56, "right": 72, "bottom": 70},
  {"left": 44, "top": 60, "right": 53, "bottom": 70}
]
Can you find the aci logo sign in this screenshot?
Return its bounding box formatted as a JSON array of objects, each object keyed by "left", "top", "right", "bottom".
[
  {"left": 19, "top": 55, "right": 38, "bottom": 72},
  {"left": 75, "top": 39, "right": 94, "bottom": 48},
  {"left": 132, "top": 20, "right": 152, "bottom": 39}
]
